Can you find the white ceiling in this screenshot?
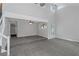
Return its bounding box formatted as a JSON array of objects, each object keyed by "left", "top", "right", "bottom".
[
  {"left": 3, "top": 3, "right": 53, "bottom": 21},
  {"left": 3, "top": 3, "right": 79, "bottom": 22}
]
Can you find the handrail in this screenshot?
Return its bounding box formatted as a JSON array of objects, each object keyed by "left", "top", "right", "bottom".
[
  {"left": 0, "top": 16, "right": 10, "bottom": 56},
  {"left": 0, "top": 33, "right": 9, "bottom": 40},
  {"left": 0, "top": 19, "right": 2, "bottom": 25}
]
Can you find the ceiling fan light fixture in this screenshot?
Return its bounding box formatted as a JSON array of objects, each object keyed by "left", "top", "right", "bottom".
[
  {"left": 28, "top": 20, "right": 33, "bottom": 24},
  {"left": 40, "top": 3, "right": 45, "bottom": 7},
  {"left": 29, "top": 22, "right": 33, "bottom": 24}
]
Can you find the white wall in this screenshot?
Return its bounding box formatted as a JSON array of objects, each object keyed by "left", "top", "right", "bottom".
[
  {"left": 3, "top": 3, "right": 53, "bottom": 39},
  {"left": 3, "top": 4, "right": 79, "bottom": 42},
  {"left": 6, "top": 17, "right": 48, "bottom": 38},
  {"left": 3, "top": 3, "right": 53, "bottom": 22},
  {"left": 17, "top": 20, "right": 38, "bottom": 37},
  {"left": 56, "top": 5, "right": 79, "bottom": 42},
  {"left": 37, "top": 22, "right": 48, "bottom": 38},
  {"left": 17, "top": 20, "right": 48, "bottom": 38},
  {"left": 17, "top": 19, "right": 48, "bottom": 38}
]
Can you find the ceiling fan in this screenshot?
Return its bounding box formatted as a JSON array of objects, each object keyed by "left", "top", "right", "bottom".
[
  {"left": 50, "top": 3, "right": 66, "bottom": 12},
  {"left": 34, "top": 3, "right": 66, "bottom": 12},
  {"left": 34, "top": 3, "right": 46, "bottom": 7}
]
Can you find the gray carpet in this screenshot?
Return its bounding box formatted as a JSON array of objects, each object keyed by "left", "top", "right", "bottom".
[
  {"left": 10, "top": 35, "right": 47, "bottom": 47},
  {"left": 10, "top": 36, "right": 79, "bottom": 56},
  {"left": 0, "top": 52, "right": 7, "bottom": 56}
]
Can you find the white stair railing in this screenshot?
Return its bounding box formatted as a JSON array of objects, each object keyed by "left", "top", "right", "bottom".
[{"left": 0, "top": 16, "right": 10, "bottom": 56}]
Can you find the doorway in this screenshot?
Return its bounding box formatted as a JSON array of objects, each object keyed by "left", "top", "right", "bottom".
[{"left": 10, "top": 21, "right": 17, "bottom": 38}]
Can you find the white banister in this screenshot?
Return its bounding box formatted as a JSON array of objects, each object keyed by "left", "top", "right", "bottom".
[{"left": 0, "top": 16, "right": 10, "bottom": 56}]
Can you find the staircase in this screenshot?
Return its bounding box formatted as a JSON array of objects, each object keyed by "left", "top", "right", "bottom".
[{"left": 0, "top": 16, "right": 10, "bottom": 56}]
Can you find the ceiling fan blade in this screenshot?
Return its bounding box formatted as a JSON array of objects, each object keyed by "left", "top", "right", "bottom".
[
  {"left": 34, "top": 3, "right": 38, "bottom": 4},
  {"left": 40, "top": 3, "right": 45, "bottom": 7},
  {"left": 57, "top": 5, "right": 66, "bottom": 10}
]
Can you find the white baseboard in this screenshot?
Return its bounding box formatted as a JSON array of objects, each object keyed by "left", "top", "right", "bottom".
[
  {"left": 56, "top": 36, "right": 79, "bottom": 42},
  {"left": 48, "top": 36, "right": 56, "bottom": 39}
]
